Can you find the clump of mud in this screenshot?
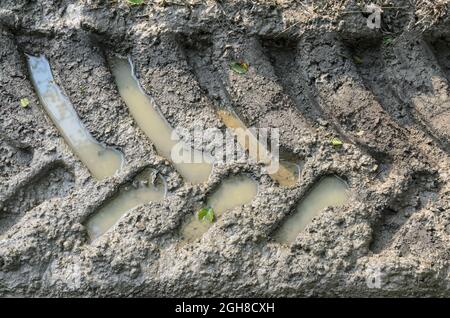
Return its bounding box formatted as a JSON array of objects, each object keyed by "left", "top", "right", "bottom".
[{"left": 0, "top": 0, "right": 449, "bottom": 297}]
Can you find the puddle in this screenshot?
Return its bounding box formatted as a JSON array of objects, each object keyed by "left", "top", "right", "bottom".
[
  {"left": 27, "top": 55, "right": 124, "bottom": 180},
  {"left": 180, "top": 175, "right": 258, "bottom": 242},
  {"left": 84, "top": 168, "right": 166, "bottom": 241},
  {"left": 273, "top": 176, "right": 350, "bottom": 244},
  {"left": 217, "top": 109, "right": 298, "bottom": 187},
  {"left": 110, "top": 57, "right": 212, "bottom": 184},
  {"left": 279, "top": 151, "right": 302, "bottom": 181}
]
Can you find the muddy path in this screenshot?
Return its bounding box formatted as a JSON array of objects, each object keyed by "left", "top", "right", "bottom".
[{"left": 0, "top": 1, "right": 449, "bottom": 297}]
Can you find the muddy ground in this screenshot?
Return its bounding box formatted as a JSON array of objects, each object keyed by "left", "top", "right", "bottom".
[{"left": 0, "top": 0, "right": 449, "bottom": 297}]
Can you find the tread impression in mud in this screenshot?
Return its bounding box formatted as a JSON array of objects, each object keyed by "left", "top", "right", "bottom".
[{"left": 0, "top": 0, "right": 449, "bottom": 298}]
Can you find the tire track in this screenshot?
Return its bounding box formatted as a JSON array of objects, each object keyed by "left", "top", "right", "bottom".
[
  {"left": 386, "top": 33, "right": 450, "bottom": 152},
  {"left": 298, "top": 31, "right": 427, "bottom": 167},
  {"left": 343, "top": 37, "right": 450, "bottom": 166}
]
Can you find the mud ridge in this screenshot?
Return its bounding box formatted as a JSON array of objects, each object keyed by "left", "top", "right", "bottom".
[
  {"left": 370, "top": 171, "right": 442, "bottom": 254},
  {"left": 0, "top": 161, "right": 74, "bottom": 235},
  {"left": 344, "top": 38, "right": 450, "bottom": 155}
]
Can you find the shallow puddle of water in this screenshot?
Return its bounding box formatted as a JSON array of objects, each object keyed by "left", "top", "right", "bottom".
[
  {"left": 27, "top": 55, "right": 124, "bottom": 180},
  {"left": 217, "top": 109, "right": 298, "bottom": 187},
  {"left": 181, "top": 175, "right": 258, "bottom": 242},
  {"left": 273, "top": 176, "right": 350, "bottom": 244},
  {"left": 110, "top": 57, "right": 212, "bottom": 184},
  {"left": 85, "top": 168, "right": 166, "bottom": 241}
]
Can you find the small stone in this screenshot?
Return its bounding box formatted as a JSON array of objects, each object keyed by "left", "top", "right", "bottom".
[
  {"left": 136, "top": 222, "right": 146, "bottom": 231},
  {"left": 63, "top": 241, "right": 73, "bottom": 250},
  {"left": 130, "top": 268, "right": 140, "bottom": 279},
  {"left": 317, "top": 118, "right": 328, "bottom": 126},
  {"left": 141, "top": 180, "right": 149, "bottom": 187}
]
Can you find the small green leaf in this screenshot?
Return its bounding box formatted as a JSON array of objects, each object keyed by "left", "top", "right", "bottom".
[
  {"left": 331, "top": 138, "right": 343, "bottom": 147},
  {"left": 197, "top": 208, "right": 208, "bottom": 220},
  {"left": 197, "top": 207, "right": 215, "bottom": 223},
  {"left": 20, "top": 98, "right": 30, "bottom": 108},
  {"left": 353, "top": 55, "right": 363, "bottom": 64},
  {"left": 383, "top": 36, "right": 393, "bottom": 45},
  {"left": 229, "top": 61, "right": 249, "bottom": 75},
  {"left": 127, "top": 0, "right": 144, "bottom": 5}
]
